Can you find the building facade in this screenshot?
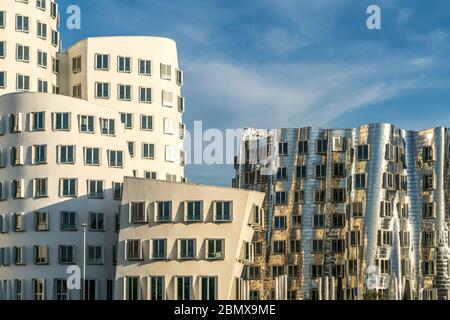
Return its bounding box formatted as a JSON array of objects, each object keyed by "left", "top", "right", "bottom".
[
  {"left": 115, "top": 178, "right": 265, "bottom": 300},
  {"left": 234, "top": 124, "right": 450, "bottom": 300},
  {"left": 0, "top": 1, "right": 186, "bottom": 300}
]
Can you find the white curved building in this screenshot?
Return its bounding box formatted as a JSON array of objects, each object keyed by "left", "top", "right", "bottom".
[
  {"left": 0, "top": 0, "right": 60, "bottom": 94},
  {"left": 0, "top": 1, "right": 186, "bottom": 300},
  {"left": 59, "top": 36, "right": 185, "bottom": 181},
  {"left": 0, "top": 92, "right": 133, "bottom": 300}
]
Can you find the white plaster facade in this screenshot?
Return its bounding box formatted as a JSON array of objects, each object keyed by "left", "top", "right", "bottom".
[
  {"left": 115, "top": 178, "right": 265, "bottom": 300},
  {"left": 0, "top": 0, "right": 186, "bottom": 300}
]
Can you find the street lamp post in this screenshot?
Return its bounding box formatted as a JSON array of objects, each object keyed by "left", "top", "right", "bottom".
[{"left": 81, "top": 223, "right": 88, "bottom": 300}]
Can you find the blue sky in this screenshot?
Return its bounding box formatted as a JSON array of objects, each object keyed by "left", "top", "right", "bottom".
[{"left": 59, "top": 0, "right": 450, "bottom": 186}]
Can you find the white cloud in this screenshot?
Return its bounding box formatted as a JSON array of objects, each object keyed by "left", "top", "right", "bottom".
[{"left": 184, "top": 53, "right": 445, "bottom": 129}]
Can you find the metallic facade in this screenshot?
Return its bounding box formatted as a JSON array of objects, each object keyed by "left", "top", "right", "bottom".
[{"left": 233, "top": 124, "right": 450, "bottom": 300}]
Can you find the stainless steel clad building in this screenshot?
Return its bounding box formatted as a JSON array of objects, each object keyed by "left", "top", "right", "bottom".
[{"left": 234, "top": 124, "right": 450, "bottom": 300}]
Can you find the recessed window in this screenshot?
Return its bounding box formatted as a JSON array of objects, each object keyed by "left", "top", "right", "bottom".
[
  {"left": 33, "top": 145, "right": 47, "bottom": 164},
  {"left": 37, "top": 0, "right": 47, "bottom": 10},
  {"left": 144, "top": 171, "right": 157, "bottom": 180},
  {"left": 179, "top": 239, "right": 196, "bottom": 259},
  {"left": 54, "top": 112, "right": 70, "bottom": 131},
  {"left": 37, "top": 79, "right": 48, "bottom": 93},
  {"left": 312, "top": 239, "right": 324, "bottom": 253},
  {"left": 0, "top": 11, "right": 5, "bottom": 28},
  {"left": 34, "top": 245, "right": 49, "bottom": 264},
  {"left": 139, "top": 59, "right": 151, "bottom": 75},
  {"left": 101, "top": 118, "right": 115, "bottom": 135},
  {"left": 88, "top": 180, "right": 104, "bottom": 199},
  {"left": 140, "top": 115, "right": 153, "bottom": 131},
  {"left": 0, "top": 42, "right": 5, "bottom": 58},
  {"left": 152, "top": 239, "right": 167, "bottom": 260},
  {"left": 423, "top": 173, "right": 435, "bottom": 190},
  {"left": 13, "top": 246, "right": 25, "bottom": 265},
  {"left": 31, "top": 112, "right": 45, "bottom": 131},
  {"left": 331, "top": 239, "right": 346, "bottom": 253},
  {"left": 162, "top": 90, "right": 174, "bottom": 107},
  {"left": 316, "top": 139, "right": 327, "bottom": 154},
  {"left": 118, "top": 84, "right": 132, "bottom": 101},
  {"left": 52, "top": 57, "right": 59, "bottom": 73},
  {"left": 35, "top": 211, "right": 49, "bottom": 231},
  {"left": 11, "top": 179, "right": 24, "bottom": 198},
  {"left": 332, "top": 163, "right": 345, "bottom": 177},
  {"left": 50, "top": 1, "right": 57, "bottom": 18},
  {"left": 423, "top": 203, "right": 435, "bottom": 219},
  {"left": 314, "top": 189, "right": 325, "bottom": 203},
  {"left": 176, "top": 69, "right": 183, "bottom": 86},
  {"left": 274, "top": 216, "right": 286, "bottom": 230},
  {"left": 207, "top": 239, "right": 224, "bottom": 260},
  {"left": 16, "top": 45, "right": 30, "bottom": 62},
  {"left": 156, "top": 201, "right": 172, "bottom": 222},
  {"left": 72, "top": 55, "right": 81, "bottom": 73},
  {"left": 355, "top": 173, "right": 366, "bottom": 189},
  {"left": 95, "top": 82, "right": 110, "bottom": 99},
  {"left": 313, "top": 214, "right": 325, "bottom": 228},
  {"left": 278, "top": 142, "right": 288, "bottom": 155},
  {"left": 72, "top": 84, "right": 81, "bottom": 98},
  {"left": 139, "top": 87, "right": 152, "bottom": 103},
  {"left": 314, "top": 164, "right": 326, "bottom": 179},
  {"left": 51, "top": 30, "right": 59, "bottom": 47},
  {"left": 87, "top": 246, "right": 104, "bottom": 265},
  {"left": 378, "top": 230, "right": 392, "bottom": 246},
  {"left": 127, "top": 141, "right": 135, "bottom": 157},
  {"left": 273, "top": 241, "right": 286, "bottom": 254},
  {"left": 215, "top": 201, "right": 232, "bottom": 222},
  {"left": 118, "top": 56, "right": 131, "bottom": 72},
  {"left": 130, "top": 202, "right": 146, "bottom": 223},
  {"left": 331, "top": 213, "right": 345, "bottom": 228},
  {"left": 178, "top": 96, "right": 185, "bottom": 112},
  {"left": 12, "top": 213, "right": 25, "bottom": 232},
  {"left": 0, "top": 71, "right": 5, "bottom": 88},
  {"left": 84, "top": 147, "right": 100, "bottom": 166},
  {"left": 90, "top": 212, "right": 104, "bottom": 231},
  {"left": 423, "top": 146, "right": 434, "bottom": 162},
  {"left": 95, "top": 54, "right": 109, "bottom": 70},
  {"left": 113, "top": 182, "right": 123, "bottom": 200},
  {"left": 58, "top": 145, "right": 75, "bottom": 164},
  {"left": 16, "top": 15, "right": 29, "bottom": 32},
  {"left": 108, "top": 150, "right": 123, "bottom": 168},
  {"left": 163, "top": 118, "right": 175, "bottom": 135},
  {"left": 165, "top": 145, "right": 177, "bottom": 162},
  {"left": 60, "top": 178, "right": 77, "bottom": 197},
  {"left": 32, "top": 279, "right": 46, "bottom": 300},
  {"left": 60, "top": 211, "right": 77, "bottom": 231},
  {"left": 423, "top": 260, "right": 435, "bottom": 276},
  {"left": 176, "top": 277, "right": 192, "bottom": 300},
  {"left": 160, "top": 63, "right": 171, "bottom": 80},
  {"left": 126, "top": 239, "right": 142, "bottom": 260},
  {"left": 59, "top": 246, "right": 75, "bottom": 267},
  {"left": 380, "top": 201, "right": 392, "bottom": 217},
  {"left": 275, "top": 191, "right": 287, "bottom": 205},
  {"left": 186, "top": 201, "right": 202, "bottom": 221},
  {"left": 382, "top": 172, "right": 394, "bottom": 189},
  {"left": 79, "top": 115, "right": 94, "bottom": 133},
  {"left": 120, "top": 113, "right": 133, "bottom": 129},
  {"left": 142, "top": 143, "right": 155, "bottom": 159},
  {"left": 276, "top": 167, "right": 287, "bottom": 180},
  {"left": 331, "top": 188, "right": 346, "bottom": 203},
  {"left": 34, "top": 178, "right": 48, "bottom": 197},
  {"left": 37, "top": 21, "right": 47, "bottom": 39},
  {"left": 357, "top": 145, "right": 370, "bottom": 161},
  {"left": 297, "top": 165, "right": 306, "bottom": 179},
  {"left": 16, "top": 74, "right": 30, "bottom": 91}
]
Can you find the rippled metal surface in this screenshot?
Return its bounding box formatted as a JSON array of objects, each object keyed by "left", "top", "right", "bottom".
[{"left": 234, "top": 124, "right": 450, "bottom": 300}]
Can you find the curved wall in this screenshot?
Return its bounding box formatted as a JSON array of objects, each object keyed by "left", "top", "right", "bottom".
[
  {"left": 0, "top": 0, "right": 59, "bottom": 94},
  {"left": 0, "top": 92, "right": 132, "bottom": 300}
]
